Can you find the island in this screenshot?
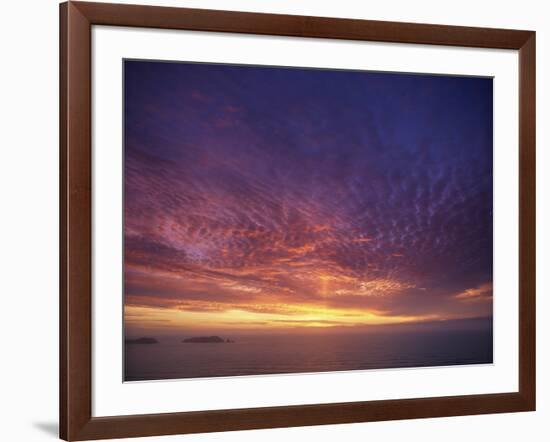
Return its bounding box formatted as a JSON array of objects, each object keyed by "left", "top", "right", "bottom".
[
  {"left": 182, "top": 336, "right": 233, "bottom": 343},
  {"left": 125, "top": 337, "right": 159, "bottom": 345}
]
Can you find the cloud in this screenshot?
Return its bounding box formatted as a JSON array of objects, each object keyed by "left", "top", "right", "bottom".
[
  {"left": 455, "top": 282, "right": 493, "bottom": 302},
  {"left": 123, "top": 60, "right": 493, "bottom": 330}
]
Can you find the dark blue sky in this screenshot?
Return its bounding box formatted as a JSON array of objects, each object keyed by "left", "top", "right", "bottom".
[{"left": 124, "top": 60, "right": 493, "bottom": 332}]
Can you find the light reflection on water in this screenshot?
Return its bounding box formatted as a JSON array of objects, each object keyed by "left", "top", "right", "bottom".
[{"left": 125, "top": 328, "right": 493, "bottom": 381}]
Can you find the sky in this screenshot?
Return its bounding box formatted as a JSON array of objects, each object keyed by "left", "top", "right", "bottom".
[{"left": 124, "top": 60, "right": 493, "bottom": 336}]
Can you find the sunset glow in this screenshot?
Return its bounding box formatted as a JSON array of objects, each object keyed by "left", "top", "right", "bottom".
[{"left": 124, "top": 61, "right": 493, "bottom": 337}]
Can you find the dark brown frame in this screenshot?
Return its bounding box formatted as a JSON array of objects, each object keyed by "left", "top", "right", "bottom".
[{"left": 60, "top": 1, "right": 536, "bottom": 440}]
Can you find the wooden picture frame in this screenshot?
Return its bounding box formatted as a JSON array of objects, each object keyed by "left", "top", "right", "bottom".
[{"left": 60, "top": 1, "right": 536, "bottom": 440}]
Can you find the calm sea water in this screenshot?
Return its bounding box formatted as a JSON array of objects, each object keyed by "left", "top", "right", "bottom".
[{"left": 124, "top": 328, "right": 493, "bottom": 381}]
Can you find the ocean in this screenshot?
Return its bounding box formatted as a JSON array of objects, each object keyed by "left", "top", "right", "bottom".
[{"left": 124, "top": 327, "right": 493, "bottom": 381}]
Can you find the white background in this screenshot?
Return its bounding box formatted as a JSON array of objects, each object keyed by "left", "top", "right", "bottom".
[
  {"left": 0, "top": 0, "right": 547, "bottom": 441},
  {"left": 93, "top": 26, "right": 518, "bottom": 417}
]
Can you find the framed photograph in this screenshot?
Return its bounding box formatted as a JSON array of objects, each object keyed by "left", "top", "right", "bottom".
[{"left": 60, "top": 1, "right": 536, "bottom": 440}]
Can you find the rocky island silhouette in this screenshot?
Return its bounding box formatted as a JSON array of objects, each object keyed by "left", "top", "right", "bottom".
[
  {"left": 125, "top": 337, "right": 159, "bottom": 344},
  {"left": 182, "top": 336, "right": 233, "bottom": 343}
]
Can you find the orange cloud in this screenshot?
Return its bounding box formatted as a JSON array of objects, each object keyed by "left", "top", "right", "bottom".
[{"left": 455, "top": 282, "right": 493, "bottom": 302}]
